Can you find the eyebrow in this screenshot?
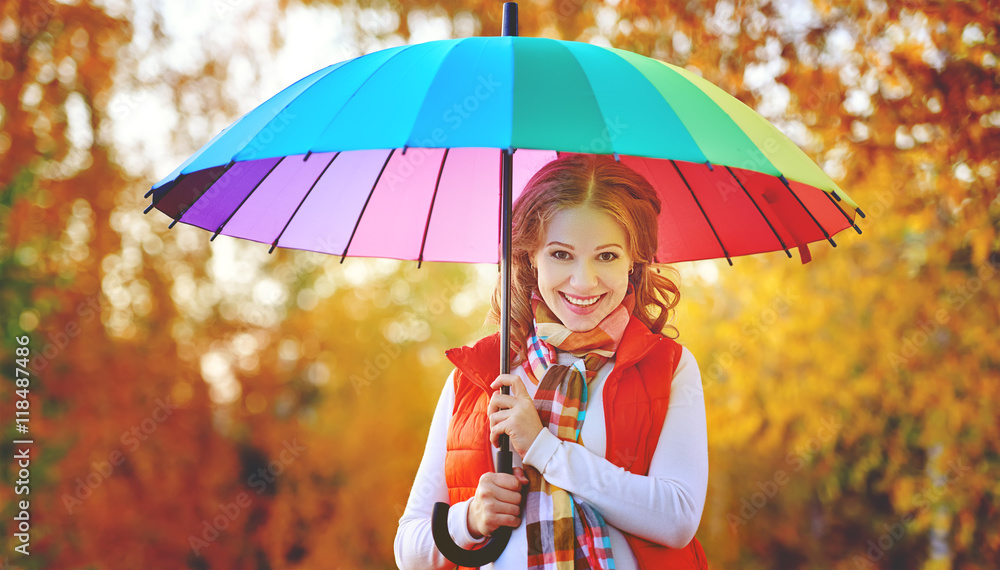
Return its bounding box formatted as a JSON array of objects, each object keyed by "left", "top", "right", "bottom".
[{"left": 546, "top": 241, "right": 624, "bottom": 250}]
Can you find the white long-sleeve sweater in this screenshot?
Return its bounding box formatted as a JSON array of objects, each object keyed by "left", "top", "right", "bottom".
[{"left": 394, "top": 346, "right": 708, "bottom": 569}]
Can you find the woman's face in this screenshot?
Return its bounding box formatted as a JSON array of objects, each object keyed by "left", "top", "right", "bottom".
[{"left": 532, "top": 206, "right": 633, "bottom": 332}]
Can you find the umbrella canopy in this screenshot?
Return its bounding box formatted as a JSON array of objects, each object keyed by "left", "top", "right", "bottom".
[{"left": 147, "top": 36, "right": 864, "bottom": 266}]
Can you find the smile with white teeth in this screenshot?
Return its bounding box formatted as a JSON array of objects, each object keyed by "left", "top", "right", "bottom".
[{"left": 561, "top": 292, "right": 602, "bottom": 307}]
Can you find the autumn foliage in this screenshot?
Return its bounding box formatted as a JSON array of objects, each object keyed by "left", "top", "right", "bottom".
[{"left": 1, "top": 0, "right": 998, "bottom": 568}]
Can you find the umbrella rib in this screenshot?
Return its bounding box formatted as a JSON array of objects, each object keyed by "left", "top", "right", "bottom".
[
  {"left": 416, "top": 148, "right": 451, "bottom": 268},
  {"left": 143, "top": 173, "right": 188, "bottom": 213},
  {"left": 821, "top": 190, "right": 863, "bottom": 235},
  {"left": 826, "top": 187, "right": 868, "bottom": 219},
  {"left": 670, "top": 160, "right": 732, "bottom": 266},
  {"left": 143, "top": 160, "right": 232, "bottom": 216},
  {"left": 269, "top": 152, "right": 341, "bottom": 253},
  {"left": 777, "top": 175, "right": 837, "bottom": 248},
  {"left": 725, "top": 166, "right": 792, "bottom": 258},
  {"left": 161, "top": 161, "right": 237, "bottom": 228},
  {"left": 339, "top": 148, "right": 397, "bottom": 263},
  {"left": 211, "top": 157, "right": 286, "bottom": 241},
  {"left": 144, "top": 177, "right": 173, "bottom": 199}
]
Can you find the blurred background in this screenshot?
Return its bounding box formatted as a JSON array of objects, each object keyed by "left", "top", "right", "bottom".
[{"left": 1, "top": 0, "right": 998, "bottom": 568}]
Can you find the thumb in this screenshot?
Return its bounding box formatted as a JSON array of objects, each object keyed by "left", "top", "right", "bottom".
[{"left": 513, "top": 466, "right": 529, "bottom": 484}]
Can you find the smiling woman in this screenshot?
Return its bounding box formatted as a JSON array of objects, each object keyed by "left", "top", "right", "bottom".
[{"left": 395, "top": 154, "right": 709, "bottom": 569}]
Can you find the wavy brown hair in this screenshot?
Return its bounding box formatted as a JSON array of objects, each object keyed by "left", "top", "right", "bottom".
[{"left": 488, "top": 153, "right": 681, "bottom": 362}]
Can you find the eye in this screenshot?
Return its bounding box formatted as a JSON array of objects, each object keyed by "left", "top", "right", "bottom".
[
  {"left": 551, "top": 250, "right": 571, "bottom": 261},
  {"left": 598, "top": 251, "right": 619, "bottom": 262}
]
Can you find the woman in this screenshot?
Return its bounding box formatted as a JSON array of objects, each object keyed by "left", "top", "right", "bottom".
[{"left": 395, "top": 154, "right": 708, "bottom": 569}]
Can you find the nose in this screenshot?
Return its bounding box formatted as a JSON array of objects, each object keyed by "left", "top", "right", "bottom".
[{"left": 570, "top": 260, "right": 599, "bottom": 289}]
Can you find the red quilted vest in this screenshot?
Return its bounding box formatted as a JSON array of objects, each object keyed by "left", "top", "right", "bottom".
[{"left": 443, "top": 316, "right": 707, "bottom": 569}]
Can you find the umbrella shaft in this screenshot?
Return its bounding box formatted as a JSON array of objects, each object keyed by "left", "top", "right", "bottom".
[
  {"left": 431, "top": 4, "right": 517, "bottom": 568},
  {"left": 500, "top": 148, "right": 513, "bottom": 378}
]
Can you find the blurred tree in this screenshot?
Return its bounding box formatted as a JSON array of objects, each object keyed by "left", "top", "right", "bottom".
[{"left": 0, "top": 1, "right": 242, "bottom": 567}]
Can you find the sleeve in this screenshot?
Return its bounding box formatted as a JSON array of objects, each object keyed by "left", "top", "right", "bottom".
[
  {"left": 521, "top": 346, "right": 708, "bottom": 548},
  {"left": 394, "top": 370, "right": 487, "bottom": 570}
]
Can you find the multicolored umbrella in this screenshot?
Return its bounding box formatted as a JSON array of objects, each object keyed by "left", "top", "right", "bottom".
[
  {"left": 146, "top": 26, "right": 863, "bottom": 268},
  {"left": 146, "top": 3, "right": 864, "bottom": 565}
]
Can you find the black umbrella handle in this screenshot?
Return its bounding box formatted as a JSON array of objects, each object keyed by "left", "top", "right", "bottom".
[{"left": 431, "top": 439, "right": 513, "bottom": 567}]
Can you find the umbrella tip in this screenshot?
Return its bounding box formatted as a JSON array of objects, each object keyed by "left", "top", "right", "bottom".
[
  {"left": 831, "top": 191, "right": 842, "bottom": 202},
  {"left": 856, "top": 207, "right": 867, "bottom": 219},
  {"left": 402, "top": 145, "right": 408, "bottom": 155},
  {"left": 143, "top": 203, "right": 155, "bottom": 214},
  {"left": 614, "top": 152, "right": 620, "bottom": 162},
  {"left": 144, "top": 187, "right": 155, "bottom": 198},
  {"left": 705, "top": 160, "right": 713, "bottom": 171},
  {"left": 502, "top": 2, "right": 518, "bottom": 37},
  {"left": 268, "top": 242, "right": 277, "bottom": 254},
  {"left": 779, "top": 174, "right": 790, "bottom": 186},
  {"left": 168, "top": 217, "right": 180, "bottom": 229},
  {"left": 854, "top": 224, "right": 863, "bottom": 235},
  {"left": 304, "top": 151, "right": 312, "bottom": 161}
]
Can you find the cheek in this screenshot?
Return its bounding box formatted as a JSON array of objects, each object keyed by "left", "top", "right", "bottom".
[
  {"left": 604, "top": 267, "right": 631, "bottom": 288},
  {"left": 536, "top": 263, "right": 566, "bottom": 286},
  {"left": 534, "top": 268, "right": 558, "bottom": 299}
]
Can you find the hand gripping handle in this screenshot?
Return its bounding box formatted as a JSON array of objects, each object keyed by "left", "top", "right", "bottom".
[{"left": 431, "top": 442, "right": 514, "bottom": 567}]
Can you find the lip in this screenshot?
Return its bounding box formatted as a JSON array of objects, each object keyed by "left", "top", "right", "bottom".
[{"left": 559, "top": 291, "right": 605, "bottom": 315}]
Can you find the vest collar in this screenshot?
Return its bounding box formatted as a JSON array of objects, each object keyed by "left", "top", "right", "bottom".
[
  {"left": 445, "top": 334, "right": 505, "bottom": 393},
  {"left": 445, "top": 316, "right": 663, "bottom": 391}
]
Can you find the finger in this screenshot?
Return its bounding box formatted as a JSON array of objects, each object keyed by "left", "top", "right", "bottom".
[
  {"left": 486, "top": 489, "right": 523, "bottom": 509},
  {"left": 494, "top": 473, "right": 527, "bottom": 492},
  {"left": 490, "top": 419, "right": 521, "bottom": 449},
  {"left": 489, "top": 392, "right": 526, "bottom": 415},
  {"left": 490, "top": 374, "right": 520, "bottom": 390},
  {"left": 500, "top": 515, "right": 522, "bottom": 529},
  {"left": 488, "top": 409, "right": 511, "bottom": 429},
  {"left": 482, "top": 482, "right": 523, "bottom": 505},
  {"left": 506, "top": 374, "right": 529, "bottom": 398},
  {"left": 490, "top": 422, "right": 507, "bottom": 448},
  {"left": 485, "top": 514, "right": 521, "bottom": 533},
  {"left": 488, "top": 394, "right": 517, "bottom": 414}
]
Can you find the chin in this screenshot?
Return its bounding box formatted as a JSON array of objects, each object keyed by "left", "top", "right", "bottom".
[{"left": 558, "top": 313, "right": 605, "bottom": 333}]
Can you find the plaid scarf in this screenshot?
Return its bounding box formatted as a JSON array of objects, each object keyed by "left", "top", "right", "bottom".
[{"left": 522, "top": 286, "right": 635, "bottom": 569}]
